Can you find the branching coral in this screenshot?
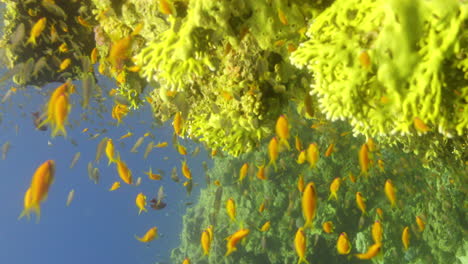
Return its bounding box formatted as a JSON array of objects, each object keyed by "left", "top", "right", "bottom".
[{"left": 292, "top": 0, "right": 467, "bottom": 138}]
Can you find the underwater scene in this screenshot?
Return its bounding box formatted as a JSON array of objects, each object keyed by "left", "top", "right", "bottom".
[{"left": 0, "top": 0, "right": 466, "bottom": 264}]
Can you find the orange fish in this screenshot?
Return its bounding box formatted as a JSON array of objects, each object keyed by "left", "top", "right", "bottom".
[
  {"left": 297, "top": 174, "right": 305, "bottom": 192},
  {"left": 116, "top": 158, "right": 132, "bottom": 184},
  {"left": 325, "top": 143, "right": 335, "bottom": 157},
  {"left": 181, "top": 160, "right": 192, "bottom": 180},
  {"left": 201, "top": 230, "right": 211, "bottom": 256},
  {"left": 225, "top": 228, "right": 250, "bottom": 256},
  {"left": 256, "top": 164, "right": 267, "bottom": 180},
  {"left": 302, "top": 182, "right": 317, "bottom": 229},
  {"left": 413, "top": 117, "right": 430, "bottom": 133},
  {"left": 275, "top": 115, "right": 290, "bottom": 150},
  {"left": 322, "top": 221, "right": 334, "bottom": 234},
  {"left": 416, "top": 216, "right": 425, "bottom": 232},
  {"left": 359, "top": 143, "right": 369, "bottom": 175},
  {"left": 372, "top": 220, "right": 383, "bottom": 244},
  {"left": 356, "top": 192, "right": 367, "bottom": 215},
  {"left": 384, "top": 179, "right": 397, "bottom": 207},
  {"left": 297, "top": 150, "right": 306, "bottom": 164},
  {"left": 295, "top": 136, "right": 303, "bottom": 151},
  {"left": 328, "top": 177, "right": 341, "bottom": 200},
  {"left": 355, "top": 243, "right": 381, "bottom": 259},
  {"left": 268, "top": 137, "right": 279, "bottom": 171},
  {"left": 294, "top": 227, "right": 309, "bottom": 264},
  {"left": 173, "top": 112, "right": 182, "bottom": 136},
  {"left": 226, "top": 198, "right": 236, "bottom": 222},
  {"left": 402, "top": 226, "right": 410, "bottom": 250},
  {"left": 27, "top": 17, "right": 47, "bottom": 46},
  {"left": 239, "top": 163, "right": 249, "bottom": 183},
  {"left": 135, "top": 227, "right": 158, "bottom": 243},
  {"left": 306, "top": 143, "right": 319, "bottom": 168},
  {"left": 337, "top": 232, "right": 351, "bottom": 255}
]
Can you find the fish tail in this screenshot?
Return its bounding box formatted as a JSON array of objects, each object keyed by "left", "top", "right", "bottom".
[
  {"left": 328, "top": 192, "right": 337, "bottom": 201},
  {"left": 297, "top": 257, "right": 310, "bottom": 264},
  {"left": 280, "top": 138, "right": 291, "bottom": 150},
  {"left": 303, "top": 220, "right": 313, "bottom": 229},
  {"left": 18, "top": 208, "right": 31, "bottom": 221},
  {"left": 26, "top": 36, "right": 36, "bottom": 46},
  {"left": 224, "top": 247, "right": 236, "bottom": 257},
  {"left": 134, "top": 235, "right": 143, "bottom": 242}
]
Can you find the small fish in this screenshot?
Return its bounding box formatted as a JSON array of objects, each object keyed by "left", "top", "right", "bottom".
[
  {"left": 268, "top": 137, "right": 279, "bottom": 171},
  {"left": 57, "top": 58, "right": 71, "bottom": 72},
  {"left": 135, "top": 193, "right": 147, "bottom": 215},
  {"left": 184, "top": 180, "right": 193, "bottom": 196},
  {"left": 328, "top": 177, "right": 341, "bottom": 200},
  {"left": 2, "top": 87, "right": 17, "bottom": 103},
  {"left": 76, "top": 16, "right": 92, "bottom": 28},
  {"left": 69, "top": 152, "right": 81, "bottom": 168},
  {"left": 372, "top": 220, "right": 383, "bottom": 244},
  {"left": 355, "top": 243, "right": 381, "bottom": 260},
  {"left": 10, "top": 23, "right": 25, "bottom": 47},
  {"left": 119, "top": 132, "right": 133, "bottom": 140},
  {"left": 173, "top": 112, "right": 182, "bottom": 136},
  {"left": 225, "top": 229, "right": 250, "bottom": 256},
  {"left": 295, "top": 136, "right": 303, "bottom": 151},
  {"left": 135, "top": 227, "right": 158, "bottom": 243},
  {"left": 2, "top": 141, "right": 11, "bottom": 160},
  {"left": 239, "top": 163, "right": 249, "bottom": 183},
  {"left": 90, "top": 48, "right": 98, "bottom": 64},
  {"left": 356, "top": 192, "right": 367, "bottom": 215},
  {"left": 109, "top": 181, "right": 120, "bottom": 191},
  {"left": 297, "top": 174, "right": 305, "bottom": 193},
  {"left": 116, "top": 159, "right": 132, "bottom": 184},
  {"left": 306, "top": 143, "right": 319, "bottom": 168},
  {"left": 177, "top": 144, "right": 187, "bottom": 155},
  {"left": 258, "top": 200, "right": 266, "bottom": 213},
  {"left": 297, "top": 150, "right": 306, "bottom": 164},
  {"left": 191, "top": 146, "right": 200, "bottom": 157},
  {"left": 322, "top": 221, "right": 334, "bottom": 234},
  {"left": 81, "top": 73, "right": 95, "bottom": 109},
  {"left": 171, "top": 167, "right": 180, "bottom": 182},
  {"left": 18, "top": 160, "right": 55, "bottom": 221},
  {"left": 181, "top": 160, "right": 192, "bottom": 180},
  {"left": 275, "top": 115, "right": 290, "bottom": 150},
  {"left": 278, "top": 8, "right": 288, "bottom": 25},
  {"left": 359, "top": 50, "right": 371, "bottom": 69},
  {"left": 376, "top": 208, "right": 384, "bottom": 220},
  {"left": 143, "top": 141, "right": 154, "bottom": 159},
  {"left": 259, "top": 221, "right": 271, "bottom": 232},
  {"left": 91, "top": 167, "right": 100, "bottom": 184},
  {"left": 413, "top": 117, "right": 430, "bottom": 133},
  {"left": 294, "top": 227, "right": 309, "bottom": 264},
  {"left": 41, "top": 1, "right": 67, "bottom": 19},
  {"left": 66, "top": 189, "right": 75, "bottom": 207},
  {"left": 145, "top": 167, "right": 162, "bottom": 180},
  {"left": 130, "top": 137, "right": 145, "bottom": 153},
  {"left": 359, "top": 143, "right": 370, "bottom": 176},
  {"left": 201, "top": 230, "right": 211, "bottom": 256},
  {"left": 336, "top": 232, "right": 351, "bottom": 255},
  {"left": 95, "top": 137, "right": 107, "bottom": 163},
  {"left": 302, "top": 182, "right": 317, "bottom": 229},
  {"left": 135, "top": 177, "right": 142, "bottom": 187},
  {"left": 325, "top": 143, "right": 335, "bottom": 157},
  {"left": 182, "top": 258, "right": 190, "bottom": 264},
  {"left": 256, "top": 164, "right": 267, "bottom": 180},
  {"left": 154, "top": 141, "right": 168, "bottom": 148},
  {"left": 226, "top": 198, "right": 236, "bottom": 222},
  {"left": 416, "top": 216, "right": 425, "bottom": 232},
  {"left": 27, "top": 17, "right": 47, "bottom": 46},
  {"left": 105, "top": 139, "right": 117, "bottom": 165},
  {"left": 159, "top": 0, "right": 173, "bottom": 15},
  {"left": 58, "top": 42, "right": 68, "bottom": 53},
  {"left": 384, "top": 179, "right": 397, "bottom": 207}
]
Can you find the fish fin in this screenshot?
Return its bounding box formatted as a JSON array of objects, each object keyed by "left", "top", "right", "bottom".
[
  {"left": 18, "top": 208, "right": 31, "bottom": 221},
  {"left": 297, "top": 257, "right": 310, "bottom": 264},
  {"left": 328, "top": 192, "right": 337, "bottom": 201},
  {"left": 303, "top": 220, "right": 313, "bottom": 230}
]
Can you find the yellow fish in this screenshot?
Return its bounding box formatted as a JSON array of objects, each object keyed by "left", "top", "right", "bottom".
[
  {"left": 268, "top": 137, "right": 279, "bottom": 171},
  {"left": 372, "top": 220, "right": 383, "bottom": 244},
  {"left": 356, "top": 192, "right": 367, "bottom": 215},
  {"left": 109, "top": 181, "right": 120, "bottom": 191},
  {"left": 225, "top": 228, "right": 250, "bottom": 256},
  {"left": 402, "top": 226, "right": 410, "bottom": 250},
  {"left": 145, "top": 168, "right": 162, "bottom": 180},
  {"left": 325, "top": 143, "right": 335, "bottom": 157},
  {"left": 259, "top": 221, "right": 271, "bottom": 232},
  {"left": 294, "top": 227, "right": 309, "bottom": 264},
  {"left": 19, "top": 160, "right": 55, "bottom": 221},
  {"left": 177, "top": 144, "right": 187, "bottom": 155},
  {"left": 302, "top": 182, "right": 317, "bottom": 229},
  {"left": 27, "top": 17, "right": 47, "bottom": 46},
  {"left": 295, "top": 135, "right": 303, "bottom": 151},
  {"left": 52, "top": 93, "right": 70, "bottom": 138},
  {"left": 384, "top": 179, "right": 397, "bottom": 207},
  {"left": 278, "top": 8, "right": 288, "bottom": 25},
  {"left": 135, "top": 192, "right": 147, "bottom": 215},
  {"left": 201, "top": 230, "right": 211, "bottom": 256},
  {"left": 355, "top": 243, "right": 381, "bottom": 259},
  {"left": 413, "top": 117, "right": 430, "bottom": 133},
  {"left": 275, "top": 115, "right": 290, "bottom": 150},
  {"left": 297, "top": 174, "right": 305, "bottom": 193},
  {"left": 116, "top": 159, "right": 132, "bottom": 184},
  {"left": 328, "top": 177, "right": 341, "bottom": 200},
  {"left": 159, "top": 0, "right": 173, "bottom": 15},
  {"left": 297, "top": 150, "right": 306, "bottom": 164},
  {"left": 154, "top": 142, "right": 168, "bottom": 148},
  {"left": 359, "top": 143, "right": 370, "bottom": 176},
  {"left": 226, "top": 198, "right": 236, "bottom": 222},
  {"left": 57, "top": 58, "right": 71, "bottom": 72},
  {"left": 337, "top": 232, "right": 351, "bottom": 255},
  {"left": 256, "top": 164, "right": 267, "bottom": 180},
  {"left": 182, "top": 258, "right": 190, "bottom": 264},
  {"left": 119, "top": 132, "right": 133, "bottom": 140},
  {"left": 258, "top": 200, "right": 266, "bottom": 213},
  {"left": 135, "top": 227, "right": 158, "bottom": 243},
  {"left": 377, "top": 159, "right": 385, "bottom": 172},
  {"left": 58, "top": 42, "right": 68, "bottom": 53},
  {"left": 322, "top": 221, "right": 334, "bottom": 234},
  {"left": 416, "top": 216, "right": 425, "bottom": 232},
  {"left": 90, "top": 47, "right": 98, "bottom": 64},
  {"left": 181, "top": 160, "right": 192, "bottom": 180},
  {"left": 306, "top": 143, "right": 319, "bottom": 168},
  {"left": 239, "top": 163, "right": 249, "bottom": 183},
  {"left": 173, "top": 111, "right": 182, "bottom": 136},
  {"left": 105, "top": 139, "right": 117, "bottom": 165}
]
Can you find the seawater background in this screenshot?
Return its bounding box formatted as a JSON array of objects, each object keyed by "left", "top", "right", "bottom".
[{"left": 0, "top": 72, "right": 210, "bottom": 264}]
